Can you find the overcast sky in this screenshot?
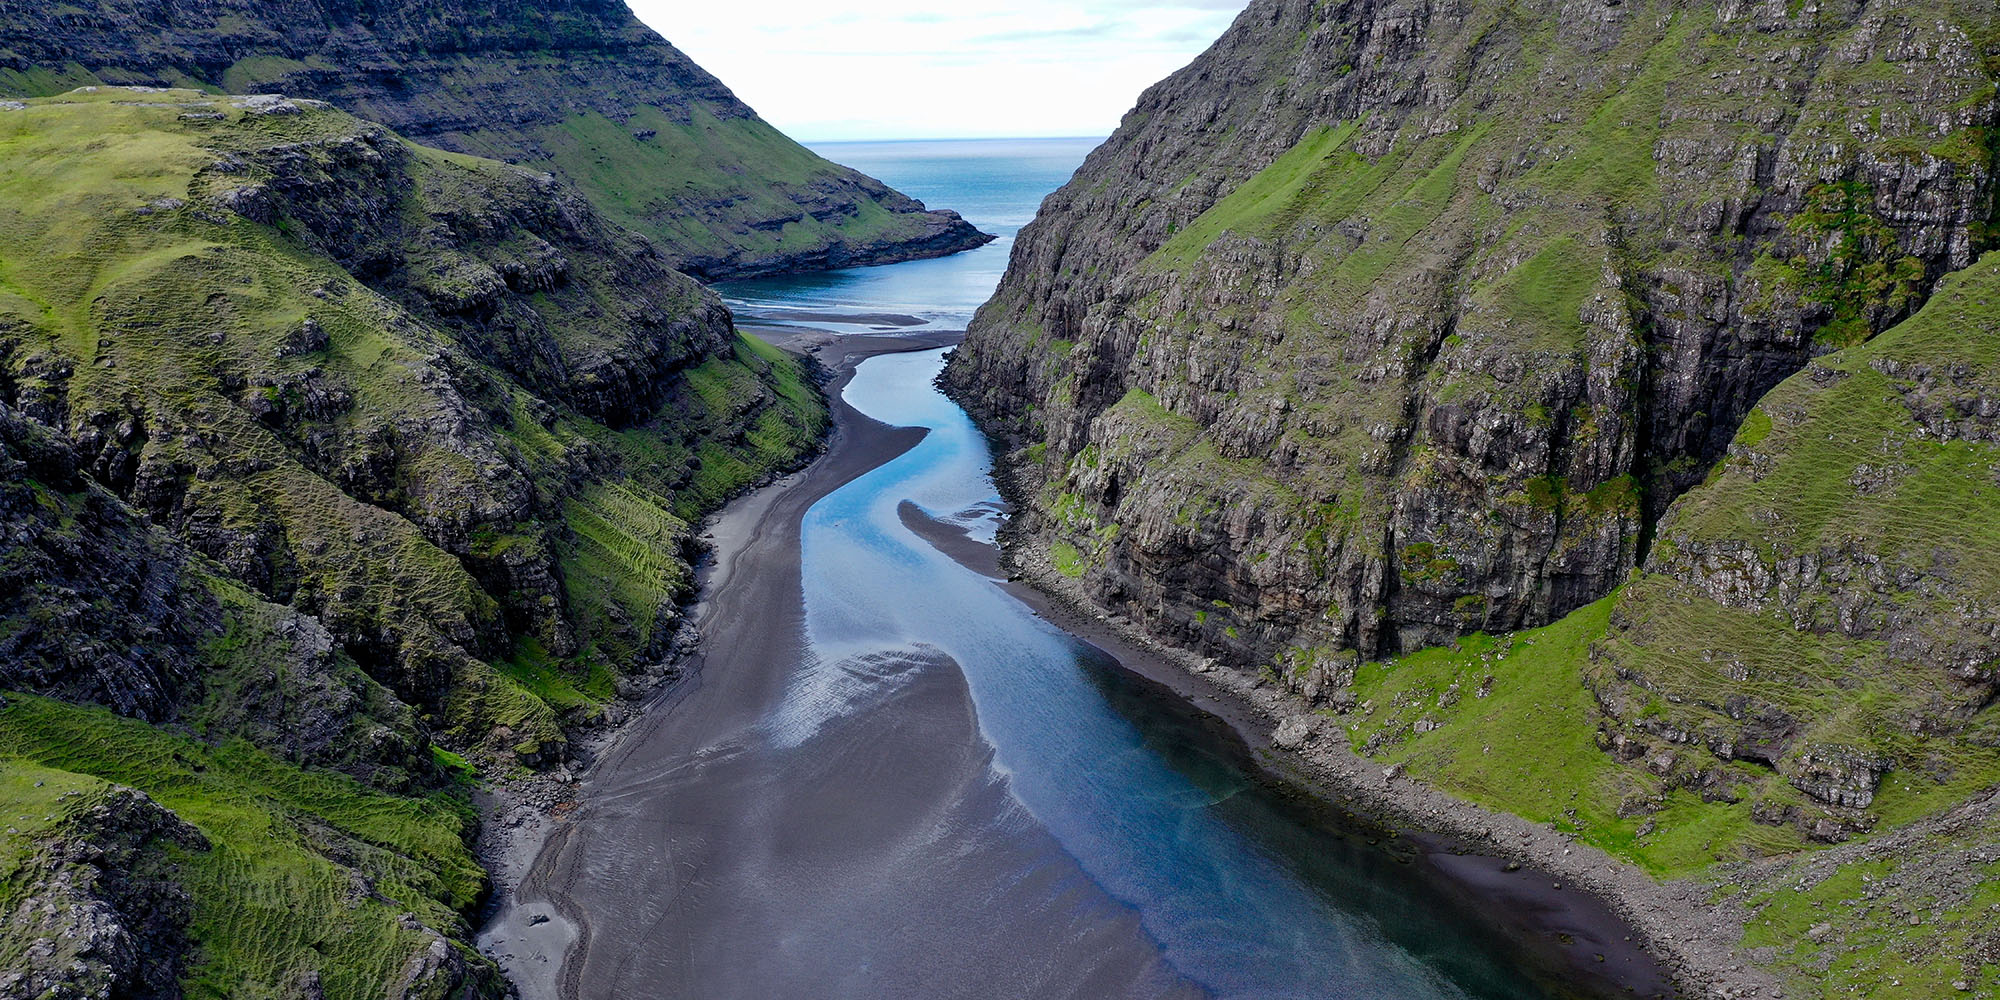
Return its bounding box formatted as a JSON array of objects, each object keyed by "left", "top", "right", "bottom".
[{"left": 624, "top": 1, "right": 1252, "bottom": 142}]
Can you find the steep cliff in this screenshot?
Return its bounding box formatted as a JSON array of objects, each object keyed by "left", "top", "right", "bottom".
[
  {"left": 949, "top": 0, "right": 1997, "bottom": 670},
  {"left": 0, "top": 86, "right": 825, "bottom": 998},
  {"left": 0, "top": 0, "right": 991, "bottom": 279},
  {"left": 949, "top": 1, "right": 2000, "bottom": 993}
]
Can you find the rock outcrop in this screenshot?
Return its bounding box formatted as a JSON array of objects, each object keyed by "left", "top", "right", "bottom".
[
  {"left": 949, "top": 0, "right": 1997, "bottom": 677},
  {"left": 0, "top": 786, "right": 208, "bottom": 1000},
  {"left": 0, "top": 0, "right": 991, "bottom": 279}
]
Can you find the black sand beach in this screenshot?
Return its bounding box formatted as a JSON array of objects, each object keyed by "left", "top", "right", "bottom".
[{"left": 479, "top": 331, "right": 1197, "bottom": 999}]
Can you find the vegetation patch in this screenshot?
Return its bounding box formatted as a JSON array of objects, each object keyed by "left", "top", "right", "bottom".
[{"left": 0, "top": 695, "right": 494, "bottom": 1000}]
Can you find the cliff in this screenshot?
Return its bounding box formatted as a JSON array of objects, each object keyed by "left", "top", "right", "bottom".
[
  {"left": 948, "top": 0, "right": 2000, "bottom": 994},
  {"left": 0, "top": 0, "right": 992, "bottom": 279},
  {"left": 0, "top": 86, "right": 825, "bottom": 998},
  {"left": 949, "top": 0, "right": 1997, "bottom": 679}
]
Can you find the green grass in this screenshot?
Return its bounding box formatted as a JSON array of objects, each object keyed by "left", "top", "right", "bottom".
[
  {"left": 0, "top": 696, "right": 495, "bottom": 1000},
  {"left": 1740, "top": 841, "right": 2000, "bottom": 999},
  {"left": 1050, "top": 541, "right": 1089, "bottom": 578},
  {"left": 537, "top": 106, "right": 938, "bottom": 270},
  {"left": 1151, "top": 121, "right": 1361, "bottom": 264},
  {"left": 1475, "top": 236, "right": 1599, "bottom": 351},
  {"left": 0, "top": 760, "right": 105, "bottom": 910}
]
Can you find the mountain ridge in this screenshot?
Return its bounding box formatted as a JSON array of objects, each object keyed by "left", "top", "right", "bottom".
[{"left": 0, "top": 0, "right": 994, "bottom": 279}]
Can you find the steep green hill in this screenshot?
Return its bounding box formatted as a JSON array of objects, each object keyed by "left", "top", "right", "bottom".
[
  {"left": 950, "top": 0, "right": 1997, "bottom": 683},
  {"left": 0, "top": 86, "right": 824, "bottom": 997},
  {"left": 1345, "top": 253, "right": 2000, "bottom": 997},
  {"left": 0, "top": 0, "right": 991, "bottom": 279}
]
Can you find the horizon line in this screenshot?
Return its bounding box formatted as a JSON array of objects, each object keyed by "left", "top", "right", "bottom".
[{"left": 799, "top": 134, "right": 1109, "bottom": 145}]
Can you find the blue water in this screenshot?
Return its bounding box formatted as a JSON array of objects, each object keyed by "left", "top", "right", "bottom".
[
  {"left": 730, "top": 140, "right": 1631, "bottom": 999},
  {"left": 715, "top": 137, "right": 1100, "bottom": 331},
  {"left": 793, "top": 350, "right": 1485, "bottom": 998}
]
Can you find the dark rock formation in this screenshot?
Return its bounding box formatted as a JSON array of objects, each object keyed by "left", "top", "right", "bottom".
[
  {"left": 0, "top": 0, "right": 992, "bottom": 279},
  {"left": 0, "top": 787, "right": 208, "bottom": 1000},
  {"left": 0, "top": 401, "right": 430, "bottom": 787},
  {"left": 948, "top": 0, "right": 1998, "bottom": 678}
]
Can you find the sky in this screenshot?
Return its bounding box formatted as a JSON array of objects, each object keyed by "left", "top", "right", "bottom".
[{"left": 623, "top": 1, "right": 1253, "bottom": 142}]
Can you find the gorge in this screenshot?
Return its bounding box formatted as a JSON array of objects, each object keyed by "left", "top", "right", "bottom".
[{"left": 3, "top": 0, "right": 1999, "bottom": 998}]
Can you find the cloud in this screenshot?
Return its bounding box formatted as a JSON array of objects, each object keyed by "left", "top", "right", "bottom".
[{"left": 623, "top": 0, "right": 1251, "bottom": 140}]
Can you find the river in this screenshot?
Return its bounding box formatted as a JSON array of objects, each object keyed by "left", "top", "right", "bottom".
[{"left": 483, "top": 138, "right": 1666, "bottom": 1000}]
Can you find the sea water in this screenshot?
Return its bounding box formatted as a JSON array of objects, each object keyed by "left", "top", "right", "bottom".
[{"left": 715, "top": 138, "right": 1098, "bottom": 332}]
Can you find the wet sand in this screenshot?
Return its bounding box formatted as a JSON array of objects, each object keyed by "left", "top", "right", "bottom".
[{"left": 481, "top": 331, "right": 1197, "bottom": 1000}]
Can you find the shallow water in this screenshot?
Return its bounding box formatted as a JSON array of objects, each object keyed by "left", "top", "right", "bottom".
[{"left": 790, "top": 348, "right": 1599, "bottom": 999}]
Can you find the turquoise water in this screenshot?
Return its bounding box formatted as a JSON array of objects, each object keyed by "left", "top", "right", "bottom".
[{"left": 715, "top": 138, "right": 1100, "bottom": 331}]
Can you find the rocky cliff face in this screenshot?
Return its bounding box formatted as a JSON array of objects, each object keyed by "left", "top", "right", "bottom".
[
  {"left": 949, "top": 0, "right": 1998, "bottom": 680},
  {"left": 0, "top": 86, "right": 827, "bottom": 999},
  {"left": 1, "top": 89, "right": 824, "bottom": 763},
  {"left": 0, "top": 0, "right": 991, "bottom": 279},
  {"left": 0, "top": 402, "right": 430, "bottom": 788}
]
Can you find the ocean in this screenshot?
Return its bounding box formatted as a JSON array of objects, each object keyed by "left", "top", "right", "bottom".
[{"left": 715, "top": 137, "right": 1101, "bottom": 332}]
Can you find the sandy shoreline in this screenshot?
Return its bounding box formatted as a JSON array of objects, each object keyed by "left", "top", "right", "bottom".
[{"left": 473, "top": 328, "right": 966, "bottom": 995}]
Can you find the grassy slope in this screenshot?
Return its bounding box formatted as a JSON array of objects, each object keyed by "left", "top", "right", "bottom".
[
  {"left": 535, "top": 105, "right": 940, "bottom": 269},
  {"left": 0, "top": 697, "right": 489, "bottom": 1000},
  {"left": 0, "top": 90, "right": 824, "bottom": 748},
  {"left": 0, "top": 1, "right": 981, "bottom": 279},
  {"left": 1343, "top": 255, "right": 2000, "bottom": 997},
  {"left": 0, "top": 89, "right": 827, "bottom": 998}
]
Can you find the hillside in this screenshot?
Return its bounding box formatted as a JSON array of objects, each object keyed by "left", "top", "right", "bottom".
[
  {"left": 0, "top": 86, "right": 824, "bottom": 998},
  {"left": 946, "top": 0, "right": 2000, "bottom": 993},
  {"left": 0, "top": 0, "right": 991, "bottom": 279},
  {"left": 949, "top": 0, "right": 1996, "bottom": 685}
]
